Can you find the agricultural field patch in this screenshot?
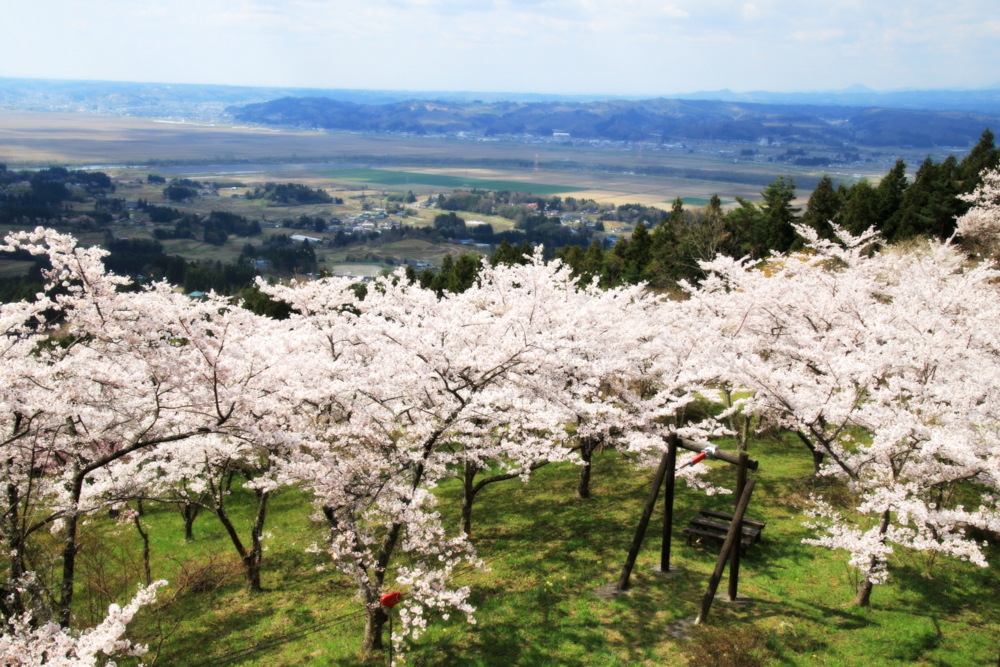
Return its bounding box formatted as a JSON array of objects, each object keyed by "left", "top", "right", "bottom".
[{"left": 322, "top": 168, "right": 585, "bottom": 196}]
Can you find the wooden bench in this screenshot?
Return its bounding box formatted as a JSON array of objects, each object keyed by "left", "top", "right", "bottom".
[
  {"left": 689, "top": 517, "right": 762, "bottom": 543},
  {"left": 682, "top": 526, "right": 755, "bottom": 555},
  {"left": 681, "top": 509, "right": 767, "bottom": 555},
  {"left": 699, "top": 509, "right": 766, "bottom": 533}
]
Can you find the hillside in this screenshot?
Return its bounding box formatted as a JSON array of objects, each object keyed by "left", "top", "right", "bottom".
[{"left": 229, "top": 97, "right": 1000, "bottom": 149}]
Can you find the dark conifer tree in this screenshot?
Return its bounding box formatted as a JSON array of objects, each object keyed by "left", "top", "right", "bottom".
[
  {"left": 801, "top": 175, "right": 841, "bottom": 240},
  {"left": 886, "top": 156, "right": 962, "bottom": 242},
  {"left": 751, "top": 175, "right": 798, "bottom": 257},
  {"left": 841, "top": 180, "right": 881, "bottom": 237},
  {"left": 958, "top": 128, "right": 999, "bottom": 193},
  {"left": 876, "top": 159, "right": 908, "bottom": 233},
  {"left": 582, "top": 240, "right": 604, "bottom": 283},
  {"left": 622, "top": 222, "right": 651, "bottom": 283}
]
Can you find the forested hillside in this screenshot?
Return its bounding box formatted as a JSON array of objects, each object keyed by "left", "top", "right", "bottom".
[{"left": 230, "top": 96, "right": 1000, "bottom": 148}]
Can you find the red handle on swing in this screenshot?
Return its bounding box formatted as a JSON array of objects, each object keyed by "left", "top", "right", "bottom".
[{"left": 679, "top": 452, "right": 707, "bottom": 470}]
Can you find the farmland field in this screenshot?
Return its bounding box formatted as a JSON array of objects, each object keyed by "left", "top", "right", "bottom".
[
  {"left": 321, "top": 168, "right": 585, "bottom": 196},
  {"left": 0, "top": 111, "right": 908, "bottom": 211}
]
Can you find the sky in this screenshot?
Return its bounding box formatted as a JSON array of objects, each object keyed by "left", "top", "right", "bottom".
[{"left": 2, "top": 0, "right": 998, "bottom": 96}]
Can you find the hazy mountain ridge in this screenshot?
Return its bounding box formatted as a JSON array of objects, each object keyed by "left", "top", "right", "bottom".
[
  {"left": 671, "top": 86, "right": 1000, "bottom": 114},
  {"left": 0, "top": 77, "right": 643, "bottom": 121},
  {"left": 229, "top": 97, "right": 999, "bottom": 149}
]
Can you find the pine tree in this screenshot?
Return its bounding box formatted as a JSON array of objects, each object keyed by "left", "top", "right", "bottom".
[
  {"left": 876, "top": 159, "right": 908, "bottom": 232},
  {"left": 958, "top": 128, "right": 999, "bottom": 193},
  {"left": 751, "top": 175, "right": 799, "bottom": 256},
  {"left": 669, "top": 196, "right": 685, "bottom": 227},
  {"left": 841, "top": 180, "right": 881, "bottom": 236},
  {"left": 801, "top": 175, "right": 842, "bottom": 240},
  {"left": 622, "top": 222, "right": 651, "bottom": 283},
  {"left": 885, "top": 156, "right": 962, "bottom": 242},
  {"left": 582, "top": 240, "right": 604, "bottom": 283}
]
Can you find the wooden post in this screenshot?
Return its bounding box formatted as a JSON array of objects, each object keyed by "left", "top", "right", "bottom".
[
  {"left": 617, "top": 448, "right": 672, "bottom": 591},
  {"left": 660, "top": 433, "right": 678, "bottom": 572},
  {"left": 696, "top": 479, "right": 756, "bottom": 624},
  {"left": 728, "top": 451, "right": 749, "bottom": 601}
]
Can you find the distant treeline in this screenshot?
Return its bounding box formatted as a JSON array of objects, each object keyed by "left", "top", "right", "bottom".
[
  {"left": 246, "top": 182, "right": 335, "bottom": 205},
  {"left": 136, "top": 202, "right": 263, "bottom": 245},
  {"left": 0, "top": 164, "right": 116, "bottom": 226},
  {"left": 230, "top": 96, "right": 1000, "bottom": 148}
]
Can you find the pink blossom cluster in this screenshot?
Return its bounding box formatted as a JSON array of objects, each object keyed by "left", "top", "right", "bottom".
[{"left": 0, "top": 581, "right": 165, "bottom": 666}]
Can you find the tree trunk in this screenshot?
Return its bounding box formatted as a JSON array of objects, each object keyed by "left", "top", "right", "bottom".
[
  {"left": 461, "top": 462, "right": 477, "bottom": 537},
  {"left": 854, "top": 510, "right": 892, "bottom": 607},
  {"left": 59, "top": 464, "right": 85, "bottom": 628},
  {"left": 213, "top": 488, "right": 270, "bottom": 594},
  {"left": 812, "top": 449, "right": 825, "bottom": 476},
  {"left": 577, "top": 441, "right": 595, "bottom": 499},
  {"left": 133, "top": 509, "right": 152, "bottom": 586},
  {"left": 5, "top": 480, "right": 25, "bottom": 617},
  {"left": 244, "top": 490, "right": 269, "bottom": 593},
  {"left": 58, "top": 511, "right": 79, "bottom": 627},
  {"left": 795, "top": 431, "right": 826, "bottom": 476},
  {"left": 181, "top": 502, "right": 199, "bottom": 541},
  {"left": 362, "top": 603, "right": 389, "bottom": 653},
  {"left": 461, "top": 460, "right": 549, "bottom": 536}
]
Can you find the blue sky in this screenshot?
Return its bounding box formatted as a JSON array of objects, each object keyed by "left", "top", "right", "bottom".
[{"left": 2, "top": 0, "right": 998, "bottom": 95}]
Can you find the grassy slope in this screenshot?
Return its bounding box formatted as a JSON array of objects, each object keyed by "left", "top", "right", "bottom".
[{"left": 80, "top": 433, "right": 999, "bottom": 666}]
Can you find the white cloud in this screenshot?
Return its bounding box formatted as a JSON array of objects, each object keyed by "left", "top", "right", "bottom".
[{"left": 791, "top": 28, "right": 846, "bottom": 42}]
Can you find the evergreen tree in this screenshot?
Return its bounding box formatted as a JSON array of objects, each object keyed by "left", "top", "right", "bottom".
[
  {"left": 722, "top": 197, "right": 761, "bottom": 258},
  {"left": 801, "top": 175, "right": 842, "bottom": 240},
  {"left": 431, "top": 254, "right": 455, "bottom": 295},
  {"left": 491, "top": 239, "right": 518, "bottom": 267},
  {"left": 751, "top": 175, "right": 799, "bottom": 257},
  {"left": 958, "top": 128, "right": 999, "bottom": 193},
  {"left": 448, "top": 253, "right": 481, "bottom": 292},
  {"left": 646, "top": 212, "right": 681, "bottom": 287},
  {"left": 841, "top": 180, "right": 881, "bottom": 236},
  {"left": 582, "top": 240, "right": 604, "bottom": 283},
  {"left": 601, "top": 237, "right": 627, "bottom": 287},
  {"left": 669, "top": 196, "right": 685, "bottom": 227},
  {"left": 885, "top": 156, "right": 962, "bottom": 242},
  {"left": 876, "top": 159, "right": 908, "bottom": 233},
  {"left": 622, "top": 222, "right": 651, "bottom": 283},
  {"left": 556, "top": 244, "right": 585, "bottom": 275}
]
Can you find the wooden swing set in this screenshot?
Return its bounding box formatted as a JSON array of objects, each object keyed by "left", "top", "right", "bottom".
[{"left": 615, "top": 434, "right": 763, "bottom": 624}]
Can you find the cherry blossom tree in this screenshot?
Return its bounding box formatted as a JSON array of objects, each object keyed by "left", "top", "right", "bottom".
[
  {"left": 262, "top": 262, "right": 578, "bottom": 653},
  {"left": 956, "top": 166, "right": 1000, "bottom": 256},
  {"left": 688, "top": 224, "right": 1000, "bottom": 605},
  {"left": 0, "top": 228, "right": 278, "bottom": 624},
  {"left": 0, "top": 581, "right": 166, "bottom": 667}
]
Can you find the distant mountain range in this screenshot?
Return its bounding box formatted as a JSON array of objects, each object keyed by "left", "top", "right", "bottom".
[
  {"left": 2, "top": 77, "right": 998, "bottom": 149},
  {"left": 665, "top": 85, "right": 1000, "bottom": 115},
  {"left": 229, "top": 97, "right": 998, "bottom": 149}
]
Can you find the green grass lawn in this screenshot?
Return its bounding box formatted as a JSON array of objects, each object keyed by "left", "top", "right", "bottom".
[
  {"left": 322, "top": 169, "right": 585, "bottom": 197},
  {"left": 79, "top": 433, "right": 1000, "bottom": 666}
]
